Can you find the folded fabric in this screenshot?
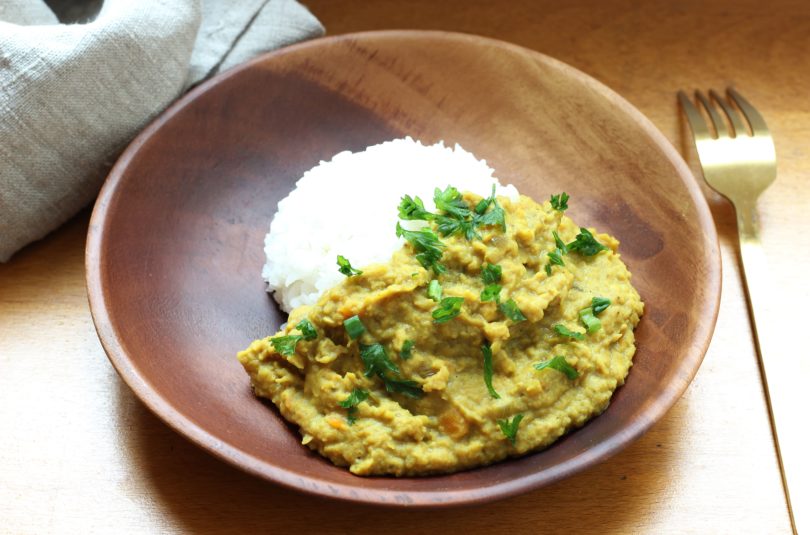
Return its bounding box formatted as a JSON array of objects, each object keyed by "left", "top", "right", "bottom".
[{"left": 0, "top": 0, "right": 324, "bottom": 262}]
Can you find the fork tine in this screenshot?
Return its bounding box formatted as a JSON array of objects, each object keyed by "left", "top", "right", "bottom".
[
  {"left": 727, "top": 88, "right": 769, "bottom": 136},
  {"left": 695, "top": 91, "right": 728, "bottom": 138},
  {"left": 709, "top": 89, "right": 747, "bottom": 138},
  {"left": 678, "top": 91, "right": 711, "bottom": 141}
]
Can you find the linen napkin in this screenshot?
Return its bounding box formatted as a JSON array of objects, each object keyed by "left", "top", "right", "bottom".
[{"left": 0, "top": 0, "right": 324, "bottom": 262}]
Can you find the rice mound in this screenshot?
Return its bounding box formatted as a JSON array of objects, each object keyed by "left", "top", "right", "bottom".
[{"left": 263, "top": 137, "right": 519, "bottom": 312}]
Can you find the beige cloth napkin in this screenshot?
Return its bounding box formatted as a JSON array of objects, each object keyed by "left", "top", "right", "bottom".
[{"left": 0, "top": 0, "right": 324, "bottom": 262}]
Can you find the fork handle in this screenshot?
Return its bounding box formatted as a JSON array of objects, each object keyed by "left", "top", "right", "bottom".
[{"left": 738, "top": 230, "right": 808, "bottom": 535}]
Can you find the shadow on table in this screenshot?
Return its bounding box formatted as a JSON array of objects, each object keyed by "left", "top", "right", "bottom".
[{"left": 116, "top": 378, "right": 679, "bottom": 535}]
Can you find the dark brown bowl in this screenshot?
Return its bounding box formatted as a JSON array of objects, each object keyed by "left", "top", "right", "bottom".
[{"left": 86, "top": 30, "right": 720, "bottom": 507}]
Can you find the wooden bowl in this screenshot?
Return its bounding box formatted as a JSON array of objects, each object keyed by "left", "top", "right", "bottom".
[{"left": 86, "top": 31, "right": 720, "bottom": 507}]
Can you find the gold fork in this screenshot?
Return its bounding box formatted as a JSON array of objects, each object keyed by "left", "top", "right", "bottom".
[{"left": 679, "top": 89, "right": 806, "bottom": 534}]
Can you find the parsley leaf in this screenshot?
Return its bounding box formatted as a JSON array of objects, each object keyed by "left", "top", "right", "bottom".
[
  {"left": 434, "top": 186, "right": 472, "bottom": 219},
  {"left": 269, "top": 334, "right": 303, "bottom": 356},
  {"left": 432, "top": 185, "right": 478, "bottom": 239},
  {"left": 553, "top": 324, "right": 585, "bottom": 341},
  {"left": 547, "top": 249, "right": 565, "bottom": 268},
  {"left": 579, "top": 306, "right": 602, "bottom": 333},
  {"left": 295, "top": 318, "right": 317, "bottom": 341},
  {"left": 432, "top": 296, "right": 464, "bottom": 323},
  {"left": 473, "top": 185, "right": 506, "bottom": 232},
  {"left": 339, "top": 388, "right": 369, "bottom": 408},
  {"left": 427, "top": 279, "right": 442, "bottom": 302},
  {"left": 567, "top": 228, "right": 608, "bottom": 256},
  {"left": 499, "top": 298, "right": 527, "bottom": 322},
  {"left": 550, "top": 192, "right": 569, "bottom": 211},
  {"left": 396, "top": 222, "right": 446, "bottom": 274},
  {"left": 359, "top": 343, "right": 399, "bottom": 378},
  {"left": 381, "top": 376, "right": 424, "bottom": 399},
  {"left": 433, "top": 184, "right": 480, "bottom": 240},
  {"left": 339, "top": 388, "right": 369, "bottom": 425},
  {"left": 481, "top": 343, "right": 500, "bottom": 399},
  {"left": 481, "top": 263, "right": 503, "bottom": 302},
  {"left": 475, "top": 199, "right": 506, "bottom": 231},
  {"left": 534, "top": 355, "right": 579, "bottom": 380},
  {"left": 344, "top": 315, "right": 366, "bottom": 340},
  {"left": 400, "top": 339, "right": 414, "bottom": 360},
  {"left": 359, "top": 344, "right": 424, "bottom": 399},
  {"left": 436, "top": 215, "right": 479, "bottom": 240},
  {"left": 592, "top": 297, "right": 611, "bottom": 315},
  {"left": 552, "top": 230, "right": 568, "bottom": 254},
  {"left": 398, "top": 195, "right": 434, "bottom": 221},
  {"left": 337, "top": 255, "right": 363, "bottom": 277},
  {"left": 497, "top": 414, "right": 524, "bottom": 445},
  {"left": 433, "top": 185, "right": 507, "bottom": 239},
  {"left": 480, "top": 283, "right": 502, "bottom": 303},
  {"left": 481, "top": 263, "right": 502, "bottom": 284},
  {"left": 474, "top": 185, "right": 498, "bottom": 215},
  {"left": 544, "top": 231, "right": 568, "bottom": 275},
  {"left": 474, "top": 197, "right": 493, "bottom": 215}
]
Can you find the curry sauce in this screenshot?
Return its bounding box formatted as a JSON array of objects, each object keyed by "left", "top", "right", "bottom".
[{"left": 238, "top": 193, "right": 643, "bottom": 476}]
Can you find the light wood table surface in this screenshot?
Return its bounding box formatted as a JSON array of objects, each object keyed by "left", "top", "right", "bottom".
[{"left": 2, "top": 1, "right": 807, "bottom": 533}]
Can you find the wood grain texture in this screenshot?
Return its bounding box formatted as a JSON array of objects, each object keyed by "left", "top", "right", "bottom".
[{"left": 1, "top": 0, "right": 806, "bottom": 532}]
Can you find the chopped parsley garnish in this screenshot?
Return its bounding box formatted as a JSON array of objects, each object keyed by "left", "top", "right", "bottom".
[
  {"left": 553, "top": 324, "right": 585, "bottom": 341},
  {"left": 477, "top": 203, "right": 506, "bottom": 231},
  {"left": 481, "top": 343, "right": 500, "bottom": 399},
  {"left": 400, "top": 339, "right": 415, "bottom": 360},
  {"left": 432, "top": 296, "right": 464, "bottom": 323},
  {"left": 337, "top": 255, "right": 363, "bottom": 277},
  {"left": 480, "top": 284, "right": 502, "bottom": 303},
  {"left": 475, "top": 186, "right": 506, "bottom": 232},
  {"left": 396, "top": 222, "right": 446, "bottom": 274},
  {"left": 545, "top": 231, "right": 568, "bottom": 275},
  {"left": 579, "top": 307, "right": 602, "bottom": 333},
  {"left": 499, "top": 298, "right": 527, "bottom": 322},
  {"left": 436, "top": 215, "right": 478, "bottom": 240},
  {"left": 434, "top": 186, "right": 472, "bottom": 219},
  {"left": 382, "top": 376, "right": 424, "bottom": 399},
  {"left": 481, "top": 263, "right": 502, "bottom": 284},
  {"left": 344, "top": 315, "right": 366, "bottom": 340},
  {"left": 358, "top": 343, "right": 424, "bottom": 398},
  {"left": 427, "top": 279, "right": 443, "bottom": 302},
  {"left": 567, "top": 228, "right": 608, "bottom": 256},
  {"left": 434, "top": 186, "right": 479, "bottom": 240},
  {"left": 592, "top": 297, "right": 611, "bottom": 315},
  {"left": 339, "top": 388, "right": 369, "bottom": 409},
  {"left": 550, "top": 192, "right": 569, "bottom": 211},
  {"left": 339, "top": 388, "right": 369, "bottom": 424},
  {"left": 534, "top": 355, "right": 579, "bottom": 380},
  {"left": 497, "top": 414, "right": 524, "bottom": 445},
  {"left": 480, "top": 263, "right": 503, "bottom": 302},
  {"left": 359, "top": 343, "right": 399, "bottom": 378},
  {"left": 269, "top": 334, "right": 303, "bottom": 356},
  {"left": 552, "top": 230, "right": 568, "bottom": 254},
  {"left": 547, "top": 249, "right": 565, "bottom": 268},
  {"left": 474, "top": 193, "right": 495, "bottom": 215},
  {"left": 398, "top": 195, "right": 434, "bottom": 221},
  {"left": 295, "top": 318, "right": 317, "bottom": 340},
  {"left": 397, "top": 185, "right": 506, "bottom": 249}
]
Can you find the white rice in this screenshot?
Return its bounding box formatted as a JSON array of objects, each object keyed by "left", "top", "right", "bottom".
[{"left": 263, "top": 137, "right": 520, "bottom": 312}]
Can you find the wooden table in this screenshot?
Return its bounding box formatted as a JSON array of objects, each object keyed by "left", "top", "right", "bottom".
[{"left": 2, "top": 1, "right": 806, "bottom": 532}]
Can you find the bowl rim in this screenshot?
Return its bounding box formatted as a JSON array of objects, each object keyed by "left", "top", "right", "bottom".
[{"left": 85, "top": 29, "right": 721, "bottom": 507}]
